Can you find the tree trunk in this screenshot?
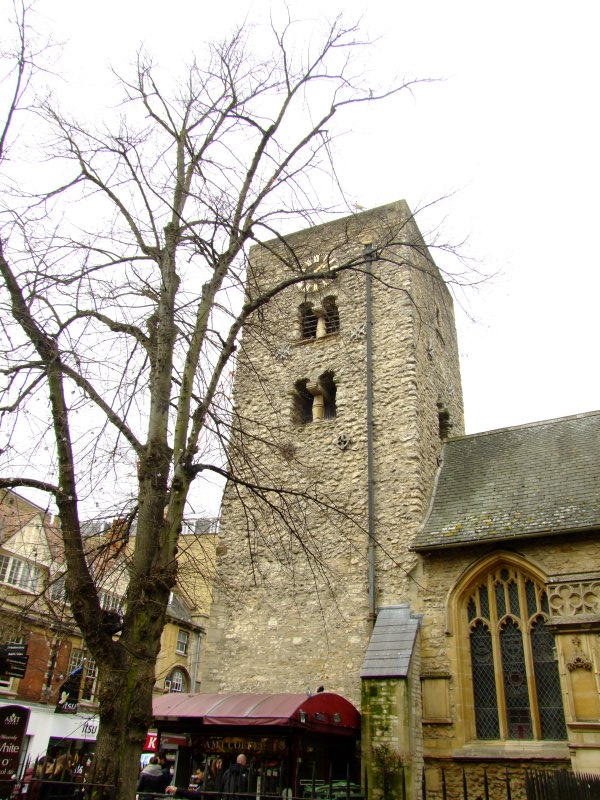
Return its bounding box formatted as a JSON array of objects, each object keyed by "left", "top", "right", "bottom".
[{"left": 89, "top": 655, "right": 157, "bottom": 800}]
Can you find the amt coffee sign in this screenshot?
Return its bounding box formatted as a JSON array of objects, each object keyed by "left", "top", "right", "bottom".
[{"left": 0, "top": 706, "right": 30, "bottom": 800}]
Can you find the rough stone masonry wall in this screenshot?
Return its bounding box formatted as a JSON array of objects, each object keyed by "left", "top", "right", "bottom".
[{"left": 201, "top": 202, "right": 463, "bottom": 705}]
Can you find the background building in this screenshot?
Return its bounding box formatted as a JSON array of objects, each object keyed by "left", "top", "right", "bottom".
[{"left": 0, "top": 489, "right": 217, "bottom": 763}]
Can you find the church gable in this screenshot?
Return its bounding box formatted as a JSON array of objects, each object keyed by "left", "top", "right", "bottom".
[{"left": 415, "top": 409, "right": 600, "bottom": 550}]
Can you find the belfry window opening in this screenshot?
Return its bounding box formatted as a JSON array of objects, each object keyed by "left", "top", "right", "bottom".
[
  {"left": 292, "top": 372, "right": 337, "bottom": 425},
  {"left": 298, "top": 297, "right": 339, "bottom": 340},
  {"left": 323, "top": 296, "right": 340, "bottom": 334},
  {"left": 299, "top": 303, "right": 318, "bottom": 340},
  {"left": 320, "top": 371, "right": 337, "bottom": 419},
  {"left": 293, "top": 379, "right": 314, "bottom": 424}
]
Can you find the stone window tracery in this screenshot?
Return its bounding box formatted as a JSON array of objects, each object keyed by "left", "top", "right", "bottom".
[{"left": 463, "top": 563, "right": 566, "bottom": 741}]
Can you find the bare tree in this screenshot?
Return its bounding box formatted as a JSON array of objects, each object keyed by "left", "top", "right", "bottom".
[{"left": 0, "top": 6, "right": 456, "bottom": 800}]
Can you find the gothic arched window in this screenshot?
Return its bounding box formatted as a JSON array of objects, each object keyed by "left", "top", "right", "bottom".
[{"left": 464, "top": 564, "right": 566, "bottom": 741}]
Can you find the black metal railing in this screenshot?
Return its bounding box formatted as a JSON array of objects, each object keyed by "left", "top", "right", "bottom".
[
  {"left": 422, "top": 766, "right": 518, "bottom": 800},
  {"left": 524, "top": 769, "right": 600, "bottom": 800}
]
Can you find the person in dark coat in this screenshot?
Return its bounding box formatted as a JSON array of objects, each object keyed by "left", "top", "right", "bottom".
[
  {"left": 221, "top": 755, "right": 249, "bottom": 799},
  {"left": 166, "top": 755, "right": 248, "bottom": 800},
  {"left": 203, "top": 759, "right": 224, "bottom": 795},
  {"left": 138, "top": 757, "right": 171, "bottom": 798}
]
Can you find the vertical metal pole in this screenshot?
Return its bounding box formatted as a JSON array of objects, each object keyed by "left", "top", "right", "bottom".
[
  {"left": 441, "top": 768, "right": 447, "bottom": 800},
  {"left": 328, "top": 761, "right": 333, "bottom": 800},
  {"left": 311, "top": 760, "right": 316, "bottom": 799},
  {"left": 462, "top": 768, "right": 468, "bottom": 800},
  {"left": 505, "top": 769, "right": 511, "bottom": 800},
  {"left": 364, "top": 244, "right": 377, "bottom": 625},
  {"left": 483, "top": 768, "right": 489, "bottom": 800}
]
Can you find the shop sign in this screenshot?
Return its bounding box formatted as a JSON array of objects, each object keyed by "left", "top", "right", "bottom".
[
  {"left": 144, "top": 732, "right": 158, "bottom": 752},
  {"left": 192, "top": 736, "right": 288, "bottom": 756},
  {"left": 160, "top": 734, "right": 188, "bottom": 748},
  {"left": 0, "top": 705, "right": 30, "bottom": 799},
  {"left": 55, "top": 666, "right": 83, "bottom": 714}
]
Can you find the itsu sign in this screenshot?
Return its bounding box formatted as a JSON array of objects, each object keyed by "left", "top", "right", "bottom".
[{"left": 0, "top": 706, "right": 30, "bottom": 800}]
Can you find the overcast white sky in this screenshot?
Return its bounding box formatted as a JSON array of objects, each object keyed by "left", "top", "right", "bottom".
[{"left": 16, "top": 0, "right": 600, "bottom": 444}]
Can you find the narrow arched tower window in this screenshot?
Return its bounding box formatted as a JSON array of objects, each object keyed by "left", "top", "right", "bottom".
[
  {"left": 322, "top": 296, "right": 340, "bottom": 334},
  {"left": 299, "top": 303, "right": 318, "bottom": 339},
  {"left": 437, "top": 403, "right": 451, "bottom": 439},
  {"left": 320, "top": 371, "right": 337, "bottom": 419},
  {"left": 292, "top": 379, "right": 314, "bottom": 424}
]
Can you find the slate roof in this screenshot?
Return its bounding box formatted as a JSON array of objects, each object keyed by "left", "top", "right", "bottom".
[
  {"left": 360, "top": 605, "right": 421, "bottom": 678},
  {"left": 415, "top": 410, "right": 600, "bottom": 551},
  {"left": 167, "top": 591, "right": 194, "bottom": 625}
]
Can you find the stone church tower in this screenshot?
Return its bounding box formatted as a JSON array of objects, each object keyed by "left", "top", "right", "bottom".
[{"left": 201, "top": 200, "right": 463, "bottom": 704}]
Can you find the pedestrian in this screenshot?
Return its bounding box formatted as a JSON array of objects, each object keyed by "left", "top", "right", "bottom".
[
  {"left": 221, "top": 755, "right": 249, "bottom": 799},
  {"left": 138, "top": 756, "right": 171, "bottom": 799}
]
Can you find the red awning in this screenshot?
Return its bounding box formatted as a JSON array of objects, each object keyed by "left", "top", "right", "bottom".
[{"left": 153, "top": 692, "right": 359, "bottom": 734}]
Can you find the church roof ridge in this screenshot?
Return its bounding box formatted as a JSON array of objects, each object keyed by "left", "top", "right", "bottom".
[{"left": 448, "top": 407, "right": 600, "bottom": 442}]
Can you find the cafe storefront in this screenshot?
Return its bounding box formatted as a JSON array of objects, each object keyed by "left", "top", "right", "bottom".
[{"left": 152, "top": 692, "right": 361, "bottom": 798}]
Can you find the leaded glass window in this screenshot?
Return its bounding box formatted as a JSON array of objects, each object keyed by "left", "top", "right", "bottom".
[
  {"left": 530, "top": 617, "right": 567, "bottom": 740},
  {"left": 67, "top": 648, "right": 98, "bottom": 702},
  {"left": 465, "top": 564, "right": 566, "bottom": 741},
  {"left": 470, "top": 620, "right": 499, "bottom": 738}
]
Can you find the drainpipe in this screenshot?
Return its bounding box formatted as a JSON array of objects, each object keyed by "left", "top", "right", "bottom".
[
  {"left": 190, "top": 628, "right": 203, "bottom": 690},
  {"left": 364, "top": 244, "right": 377, "bottom": 625}
]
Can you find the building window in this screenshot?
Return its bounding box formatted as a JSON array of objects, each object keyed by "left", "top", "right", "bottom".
[
  {"left": 298, "top": 297, "right": 340, "bottom": 340},
  {"left": 176, "top": 630, "right": 189, "bottom": 655},
  {"left": 464, "top": 564, "right": 566, "bottom": 741},
  {"left": 166, "top": 668, "right": 188, "bottom": 693},
  {"left": 437, "top": 403, "right": 452, "bottom": 440},
  {"left": 322, "top": 296, "right": 340, "bottom": 334},
  {"left": 299, "top": 303, "right": 318, "bottom": 339},
  {"left": 0, "top": 554, "right": 41, "bottom": 593},
  {"left": 99, "top": 590, "right": 123, "bottom": 612},
  {"left": 292, "top": 372, "right": 337, "bottom": 425},
  {"left": 319, "top": 371, "right": 337, "bottom": 419},
  {"left": 67, "top": 648, "right": 98, "bottom": 702},
  {"left": 292, "top": 379, "right": 314, "bottom": 424}
]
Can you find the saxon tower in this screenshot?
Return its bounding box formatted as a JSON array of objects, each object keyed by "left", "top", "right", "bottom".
[{"left": 201, "top": 200, "right": 463, "bottom": 704}]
